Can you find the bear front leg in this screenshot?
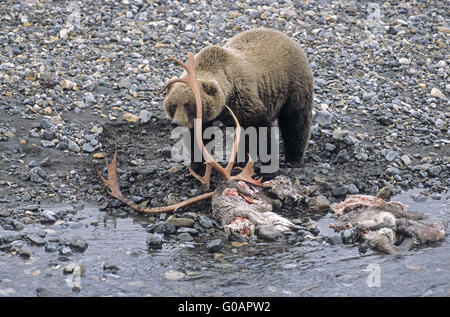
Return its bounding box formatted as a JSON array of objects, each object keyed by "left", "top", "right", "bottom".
[{"left": 278, "top": 93, "right": 313, "bottom": 164}]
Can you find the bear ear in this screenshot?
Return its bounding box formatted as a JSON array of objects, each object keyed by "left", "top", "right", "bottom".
[{"left": 201, "top": 80, "right": 218, "bottom": 96}]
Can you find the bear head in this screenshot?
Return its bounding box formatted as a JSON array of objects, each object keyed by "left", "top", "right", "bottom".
[{"left": 163, "top": 79, "right": 225, "bottom": 129}]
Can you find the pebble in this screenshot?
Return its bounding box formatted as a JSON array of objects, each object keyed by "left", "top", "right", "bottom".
[
  {"left": 177, "top": 232, "right": 193, "bottom": 242},
  {"left": 146, "top": 233, "right": 163, "bottom": 248},
  {"left": 167, "top": 216, "right": 195, "bottom": 228},
  {"left": 139, "top": 110, "right": 153, "bottom": 124},
  {"left": 306, "top": 196, "right": 330, "bottom": 212},
  {"left": 69, "top": 236, "right": 88, "bottom": 252},
  {"left": 334, "top": 150, "right": 350, "bottom": 164},
  {"left": 430, "top": 88, "right": 446, "bottom": 99},
  {"left": 103, "top": 262, "right": 120, "bottom": 272},
  {"left": 123, "top": 112, "right": 140, "bottom": 123},
  {"left": 206, "top": 239, "right": 223, "bottom": 253}
]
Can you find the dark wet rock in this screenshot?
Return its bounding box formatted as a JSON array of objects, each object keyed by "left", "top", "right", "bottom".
[
  {"left": 69, "top": 236, "right": 88, "bottom": 252},
  {"left": 341, "top": 229, "right": 357, "bottom": 244},
  {"left": 255, "top": 225, "right": 281, "bottom": 241},
  {"left": 332, "top": 186, "right": 349, "bottom": 197},
  {"left": 36, "top": 287, "right": 56, "bottom": 297},
  {"left": 103, "top": 262, "right": 120, "bottom": 272},
  {"left": 152, "top": 221, "right": 177, "bottom": 234},
  {"left": 146, "top": 233, "right": 163, "bottom": 248},
  {"left": 206, "top": 238, "right": 224, "bottom": 253}
]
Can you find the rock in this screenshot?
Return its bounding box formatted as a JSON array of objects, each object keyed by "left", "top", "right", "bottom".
[
  {"left": 398, "top": 57, "right": 410, "bottom": 65},
  {"left": 377, "top": 186, "right": 392, "bottom": 199},
  {"left": 430, "top": 88, "right": 446, "bottom": 99},
  {"left": 82, "top": 143, "right": 95, "bottom": 153},
  {"left": 347, "top": 184, "right": 359, "bottom": 194},
  {"left": 325, "top": 143, "right": 336, "bottom": 152},
  {"left": 400, "top": 155, "right": 411, "bottom": 166},
  {"left": 385, "top": 150, "right": 400, "bottom": 162},
  {"left": 63, "top": 263, "right": 86, "bottom": 276},
  {"left": 313, "top": 110, "right": 333, "bottom": 126},
  {"left": 139, "top": 109, "right": 153, "bottom": 123},
  {"left": 177, "top": 227, "right": 199, "bottom": 235},
  {"left": 166, "top": 216, "right": 195, "bottom": 228},
  {"left": 118, "top": 77, "right": 131, "bottom": 89},
  {"left": 332, "top": 186, "right": 349, "bottom": 197},
  {"left": 103, "top": 262, "right": 120, "bottom": 272},
  {"left": 26, "top": 234, "right": 46, "bottom": 246},
  {"left": 123, "top": 112, "right": 139, "bottom": 123},
  {"left": 385, "top": 167, "right": 400, "bottom": 176},
  {"left": 206, "top": 239, "right": 223, "bottom": 253},
  {"left": 39, "top": 119, "right": 54, "bottom": 130},
  {"left": 69, "top": 236, "right": 88, "bottom": 252},
  {"left": 59, "top": 246, "right": 73, "bottom": 256},
  {"left": 177, "top": 232, "right": 193, "bottom": 242},
  {"left": 146, "top": 233, "right": 163, "bottom": 248},
  {"left": 0, "top": 208, "right": 11, "bottom": 217},
  {"left": 44, "top": 242, "right": 59, "bottom": 253},
  {"left": 152, "top": 221, "right": 177, "bottom": 234},
  {"left": 198, "top": 215, "right": 213, "bottom": 229},
  {"left": 306, "top": 196, "right": 330, "bottom": 212},
  {"left": 255, "top": 225, "right": 281, "bottom": 241},
  {"left": 164, "top": 270, "right": 185, "bottom": 281},
  {"left": 334, "top": 149, "right": 350, "bottom": 163},
  {"left": 427, "top": 165, "right": 442, "bottom": 177},
  {"left": 68, "top": 140, "right": 81, "bottom": 152},
  {"left": 36, "top": 287, "right": 56, "bottom": 297},
  {"left": 84, "top": 92, "right": 96, "bottom": 104}
]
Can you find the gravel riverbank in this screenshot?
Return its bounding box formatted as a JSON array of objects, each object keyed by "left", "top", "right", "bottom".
[{"left": 0, "top": 0, "right": 448, "bottom": 296}]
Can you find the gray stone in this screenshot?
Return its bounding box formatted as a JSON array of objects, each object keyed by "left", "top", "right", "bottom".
[
  {"left": 118, "top": 77, "right": 131, "bottom": 89},
  {"left": 332, "top": 186, "right": 349, "bottom": 197},
  {"left": 69, "top": 236, "right": 88, "bottom": 252},
  {"left": 26, "top": 234, "right": 46, "bottom": 246},
  {"left": 82, "top": 143, "right": 95, "bottom": 153},
  {"left": 103, "top": 262, "right": 120, "bottom": 272},
  {"left": 198, "top": 215, "right": 213, "bottom": 229},
  {"left": 334, "top": 149, "right": 350, "bottom": 164},
  {"left": 146, "top": 233, "right": 163, "bottom": 248},
  {"left": 206, "top": 239, "right": 223, "bottom": 253},
  {"left": 177, "top": 232, "right": 193, "bottom": 242},
  {"left": 68, "top": 140, "right": 81, "bottom": 152},
  {"left": 325, "top": 143, "right": 336, "bottom": 152},
  {"left": 139, "top": 109, "right": 153, "bottom": 123},
  {"left": 256, "top": 225, "right": 281, "bottom": 241},
  {"left": 427, "top": 166, "right": 442, "bottom": 177},
  {"left": 167, "top": 216, "right": 195, "bottom": 228},
  {"left": 177, "top": 227, "right": 199, "bottom": 235}
]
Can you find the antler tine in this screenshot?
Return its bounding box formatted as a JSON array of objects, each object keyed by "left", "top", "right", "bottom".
[
  {"left": 223, "top": 105, "right": 241, "bottom": 174},
  {"left": 95, "top": 151, "right": 214, "bottom": 214}
]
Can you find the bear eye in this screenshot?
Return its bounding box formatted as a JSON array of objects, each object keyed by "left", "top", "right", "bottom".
[
  {"left": 169, "top": 104, "right": 177, "bottom": 117},
  {"left": 184, "top": 103, "right": 195, "bottom": 116}
]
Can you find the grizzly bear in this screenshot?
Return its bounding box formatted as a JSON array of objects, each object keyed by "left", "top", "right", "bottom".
[{"left": 163, "top": 28, "right": 314, "bottom": 165}]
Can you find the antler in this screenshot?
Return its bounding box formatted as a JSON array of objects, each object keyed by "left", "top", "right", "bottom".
[
  {"left": 161, "top": 52, "right": 263, "bottom": 189},
  {"left": 94, "top": 151, "right": 214, "bottom": 213}
]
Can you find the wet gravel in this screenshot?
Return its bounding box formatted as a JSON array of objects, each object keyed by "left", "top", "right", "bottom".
[{"left": 0, "top": 0, "right": 449, "bottom": 296}]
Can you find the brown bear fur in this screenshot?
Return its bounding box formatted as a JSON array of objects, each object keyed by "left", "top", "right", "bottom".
[{"left": 163, "top": 28, "right": 314, "bottom": 164}]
